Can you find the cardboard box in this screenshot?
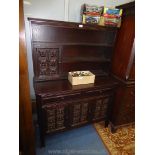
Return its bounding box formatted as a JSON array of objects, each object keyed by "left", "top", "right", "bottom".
[
  {"left": 98, "top": 16, "right": 122, "bottom": 27},
  {"left": 98, "top": 7, "right": 122, "bottom": 27},
  {"left": 68, "top": 71, "right": 95, "bottom": 85}
]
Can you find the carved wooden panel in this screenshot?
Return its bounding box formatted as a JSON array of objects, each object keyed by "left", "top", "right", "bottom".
[
  {"left": 93, "top": 97, "right": 109, "bottom": 121},
  {"left": 70, "top": 101, "right": 89, "bottom": 127},
  {"left": 72, "top": 103, "right": 81, "bottom": 125},
  {"left": 80, "top": 103, "right": 89, "bottom": 122},
  {"left": 44, "top": 103, "right": 67, "bottom": 133},
  {"left": 34, "top": 48, "right": 59, "bottom": 80},
  {"left": 46, "top": 108, "right": 56, "bottom": 133}
]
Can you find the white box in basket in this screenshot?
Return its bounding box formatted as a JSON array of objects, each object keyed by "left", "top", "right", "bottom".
[{"left": 68, "top": 71, "right": 95, "bottom": 85}]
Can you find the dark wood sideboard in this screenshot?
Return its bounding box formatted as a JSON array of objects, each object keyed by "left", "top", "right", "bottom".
[
  {"left": 28, "top": 18, "right": 119, "bottom": 146},
  {"left": 110, "top": 2, "right": 135, "bottom": 132}
]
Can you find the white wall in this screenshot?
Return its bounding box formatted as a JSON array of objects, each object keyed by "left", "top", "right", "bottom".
[
  {"left": 23, "top": 0, "right": 65, "bottom": 99},
  {"left": 69, "top": 0, "right": 134, "bottom": 22},
  {"left": 23, "top": 0, "right": 134, "bottom": 99},
  {"left": 69, "top": 0, "right": 114, "bottom": 22}
]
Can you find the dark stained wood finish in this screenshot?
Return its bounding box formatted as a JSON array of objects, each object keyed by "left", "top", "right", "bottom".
[
  {"left": 29, "top": 18, "right": 118, "bottom": 81},
  {"left": 34, "top": 77, "right": 118, "bottom": 95},
  {"left": 112, "top": 12, "right": 135, "bottom": 80},
  {"left": 35, "top": 77, "right": 118, "bottom": 146},
  {"left": 28, "top": 17, "right": 118, "bottom": 30},
  {"left": 29, "top": 18, "right": 119, "bottom": 146},
  {"left": 110, "top": 83, "right": 135, "bottom": 127},
  {"left": 110, "top": 2, "right": 135, "bottom": 131},
  {"left": 117, "top": 1, "right": 135, "bottom": 16},
  {"left": 31, "top": 25, "right": 116, "bottom": 44},
  {"left": 19, "top": 0, "right": 35, "bottom": 154}
]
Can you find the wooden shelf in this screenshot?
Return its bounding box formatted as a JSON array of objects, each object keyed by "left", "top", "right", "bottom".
[
  {"left": 28, "top": 17, "right": 118, "bottom": 31},
  {"left": 62, "top": 57, "right": 111, "bottom": 63},
  {"left": 33, "top": 42, "right": 115, "bottom": 48}
]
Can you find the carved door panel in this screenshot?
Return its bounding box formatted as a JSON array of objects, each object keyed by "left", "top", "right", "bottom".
[
  {"left": 92, "top": 96, "right": 110, "bottom": 121},
  {"left": 33, "top": 47, "right": 60, "bottom": 80},
  {"left": 69, "top": 100, "right": 90, "bottom": 127},
  {"left": 43, "top": 103, "right": 68, "bottom": 133}
]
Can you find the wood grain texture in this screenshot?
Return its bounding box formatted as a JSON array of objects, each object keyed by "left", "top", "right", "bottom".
[
  {"left": 29, "top": 18, "right": 119, "bottom": 146},
  {"left": 110, "top": 2, "right": 135, "bottom": 131},
  {"left": 29, "top": 18, "right": 118, "bottom": 82},
  {"left": 110, "top": 83, "right": 135, "bottom": 126},
  {"left": 112, "top": 2, "right": 135, "bottom": 81},
  {"left": 19, "top": 0, "right": 35, "bottom": 154},
  {"left": 35, "top": 79, "right": 117, "bottom": 146}
]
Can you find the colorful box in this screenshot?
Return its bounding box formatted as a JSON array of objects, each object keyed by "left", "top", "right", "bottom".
[{"left": 99, "top": 8, "right": 123, "bottom": 27}]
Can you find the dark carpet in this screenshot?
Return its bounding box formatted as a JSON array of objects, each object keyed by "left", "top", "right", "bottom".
[{"left": 35, "top": 124, "right": 108, "bottom": 155}]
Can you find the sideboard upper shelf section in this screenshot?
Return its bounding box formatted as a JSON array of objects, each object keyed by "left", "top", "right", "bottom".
[
  {"left": 28, "top": 18, "right": 118, "bottom": 46},
  {"left": 28, "top": 18, "right": 118, "bottom": 81}
]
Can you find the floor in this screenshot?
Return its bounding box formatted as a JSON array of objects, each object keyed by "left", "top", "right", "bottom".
[{"left": 35, "top": 124, "right": 109, "bottom": 155}]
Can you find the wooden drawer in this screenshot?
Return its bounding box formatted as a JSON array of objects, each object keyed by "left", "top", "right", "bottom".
[
  {"left": 84, "top": 88, "right": 112, "bottom": 98},
  {"left": 42, "top": 92, "right": 82, "bottom": 104},
  {"left": 42, "top": 88, "right": 113, "bottom": 105}
]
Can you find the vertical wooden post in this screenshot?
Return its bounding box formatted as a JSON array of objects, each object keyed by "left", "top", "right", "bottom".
[{"left": 19, "top": 0, "right": 36, "bottom": 154}]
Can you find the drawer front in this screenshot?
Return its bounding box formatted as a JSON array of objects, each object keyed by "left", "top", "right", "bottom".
[
  {"left": 84, "top": 88, "right": 112, "bottom": 97},
  {"left": 42, "top": 88, "right": 112, "bottom": 105},
  {"left": 42, "top": 92, "right": 82, "bottom": 104},
  {"left": 43, "top": 103, "right": 68, "bottom": 133}
]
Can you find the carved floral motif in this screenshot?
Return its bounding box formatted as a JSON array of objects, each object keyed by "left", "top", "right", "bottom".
[
  {"left": 37, "top": 48, "right": 59, "bottom": 77},
  {"left": 46, "top": 106, "right": 65, "bottom": 133}
]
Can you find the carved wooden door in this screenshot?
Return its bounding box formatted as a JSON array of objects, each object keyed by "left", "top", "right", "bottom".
[
  {"left": 92, "top": 96, "right": 111, "bottom": 121},
  {"left": 33, "top": 47, "right": 60, "bottom": 80},
  {"left": 69, "top": 100, "right": 90, "bottom": 127},
  {"left": 43, "top": 103, "right": 68, "bottom": 133}
]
